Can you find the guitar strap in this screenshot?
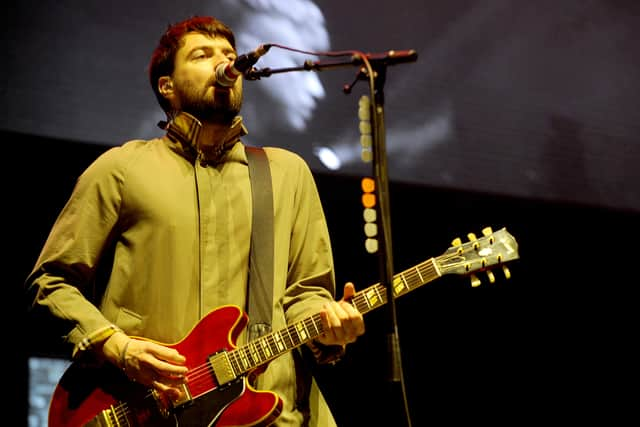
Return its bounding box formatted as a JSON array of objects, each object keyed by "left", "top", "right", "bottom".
[
  {"left": 245, "top": 145, "right": 274, "bottom": 342},
  {"left": 246, "top": 146, "right": 316, "bottom": 418}
]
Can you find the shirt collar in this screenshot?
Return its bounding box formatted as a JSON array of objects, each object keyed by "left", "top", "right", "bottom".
[{"left": 165, "top": 111, "right": 249, "bottom": 164}]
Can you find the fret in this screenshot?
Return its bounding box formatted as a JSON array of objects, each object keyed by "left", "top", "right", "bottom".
[
  {"left": 229, "top": 351, "right": 241, "bottom": 376},
  {"left": 245, "top": 346, "right": 256, "bottom": 367},
  {"left": 257, "top": 339, "right": 268, "bottom": 361},
  {"left": 352, "top": 295, "right": 365, "bottom": 314},
  {"left": 309, "top": 315, "right": 321, "bottom": 336},
  {"left": 269, "top": 334, "right": 282, "bottom": 356},
  {"left": 415, "top": 264, "right": 424, "bottom": 283},
  {"left": 404, "top": 269, "right": 416, "bottom": 287},
  {"left": 364, "top": 286, "right": 381, "bottom": 309},
  {"left": 283, "top": 325, "right": 296, "bottom": 348},
  {"left": 238, "top": 348, "right": 249, "bottom": 370},
  {"left": 292, "top": 325, "right": 302, "bottom": 345},
  {"left": 248, "top": 341, "right": 262, "bottom": 366},
  {"left": 414, "top": 263, "right": 428, "bottom": 287},
  {"left": 273, "top": 331, "right": 285, "bottom": 352},
  {"left": 376, "top": 285, "right": 386, "bottom": 306},
  {"left": 430, "top": 258, "right": 441, "bottom": 277},
  {"left": 242, "top": 346, "right": 251, "bottom": 368},
  {"left": 351, "top": 298, "right": 361, "bottom": 314},
  {"left": 393, "top": 273, "right": 408, "bottom": 297},
  {"left": 295, "top": 321, "right": 309, "bottom": 342},
  {"left": 358, "top": 295, "right": 369, "bottom": 314},
  {"left": 260, "top": 336, "right": 273, "bottom": 359}
]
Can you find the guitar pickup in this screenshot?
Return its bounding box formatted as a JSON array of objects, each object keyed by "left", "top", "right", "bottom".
[{"left": 209, "top": 351, "right": 236, "bottom": 386}]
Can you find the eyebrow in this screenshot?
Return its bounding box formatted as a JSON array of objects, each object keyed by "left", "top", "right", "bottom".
[{"left": 185, "top": 43, "right": 235, "bottom": 56}]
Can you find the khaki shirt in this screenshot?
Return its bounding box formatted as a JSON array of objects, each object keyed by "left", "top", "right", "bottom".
[{"left": 26, "top": 114, "right": 340, "bottom": 426}]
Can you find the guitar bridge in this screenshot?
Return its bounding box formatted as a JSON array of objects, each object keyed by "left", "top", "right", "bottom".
[
  {"left": 149, "top": 382, "right": 193, "bottom": 419},
  {"left": 171, "top": 383, "right": 193, "bottom": 408}
]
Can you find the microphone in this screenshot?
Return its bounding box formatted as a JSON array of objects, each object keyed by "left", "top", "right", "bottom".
[{"left": 215, "top": 44, "right": 272, "bottom": 87}]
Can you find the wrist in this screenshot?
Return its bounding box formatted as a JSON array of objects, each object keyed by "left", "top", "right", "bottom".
[
  {"left": 120, "top": 338, "right": 132, "bottom": 371},
  {"left": 102, "top": 331, "right": 130, "bottom": 368}
]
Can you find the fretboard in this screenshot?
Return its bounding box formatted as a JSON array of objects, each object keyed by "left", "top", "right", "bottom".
[{"left": 214, "top": 257, "right": 440, "bottom": 381}]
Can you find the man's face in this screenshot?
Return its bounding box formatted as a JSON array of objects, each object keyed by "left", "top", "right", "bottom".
[{"left": 170, "top": 32, "right": 243, "bottom": 122}]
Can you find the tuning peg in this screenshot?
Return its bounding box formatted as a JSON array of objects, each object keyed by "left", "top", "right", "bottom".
[
  {"left": 482, "top": 226, "right": 493, "bottom": 236},
  {"left": 502, "top": 265, "right": 511, "bottom": 279},
  {"left": 470, "top": 273, "right": 481, "bottom": 287},
  {"left": 467, "top": 232, "right": 481, "bottom": 249},
  {"left": 451, "top": 237, "right": 462, "bottom": 246},
  {"left": 486, "top": 269, "right": 496, "bottom": 283}
]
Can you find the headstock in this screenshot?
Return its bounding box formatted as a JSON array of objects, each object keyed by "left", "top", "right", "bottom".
[{"left": 436, "top": 226, "right": 519, "bottom": 286}]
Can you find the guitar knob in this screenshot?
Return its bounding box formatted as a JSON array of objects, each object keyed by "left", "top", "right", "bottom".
[
  {"left": 502, "top": 265, "right": 511, "bottom": 279},
  {"left": 470, "top": 273, "right": 481, "bottom": 287}
]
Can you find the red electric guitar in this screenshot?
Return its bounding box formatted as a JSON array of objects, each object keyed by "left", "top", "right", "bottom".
[{"left": 48, "top": 226, "right": 519, "bottom": 426}]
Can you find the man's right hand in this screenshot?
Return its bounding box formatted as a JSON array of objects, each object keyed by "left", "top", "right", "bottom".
[{"left": 103, "top": 332, "right": 188, "bottom": 400}]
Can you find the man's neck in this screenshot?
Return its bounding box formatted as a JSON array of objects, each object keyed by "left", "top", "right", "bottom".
[{"left": 197, "top": 120, "right": 232, "bottom": 150}]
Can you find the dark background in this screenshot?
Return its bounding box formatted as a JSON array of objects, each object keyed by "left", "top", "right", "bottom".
[
  {"left": 10, "top": 131, "right": 635, "bottom": 426},
  {"left": 5, "top": 0, "right": 638, "bottom": 426}
]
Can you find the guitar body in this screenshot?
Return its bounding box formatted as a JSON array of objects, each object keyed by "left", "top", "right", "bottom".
[{"left": 48, "top": 305, "right": 283, "bottom": 427}]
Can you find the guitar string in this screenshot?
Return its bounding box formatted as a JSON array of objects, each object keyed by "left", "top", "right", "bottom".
[
  {"left": 180, "top": 259, "right": 438, "bottom": 392},
  {"left": 176, "top": 243, "right": 501, "bottom": 400},
  {"left": 104, "top": 260, "right": 438, "bottom": 420},
  {"left": 185, "top": 313, "right": 326, "bottom": 386},
  {"left": 102, "top": 241, "right": 513, "bottom": 424},
  {"left": 101, "top": 244, "right": 511, "bottom": 423},
  {"left": 113, "top": 402, "right": 130, "bottom": 424},
  {"left": 184, "top": 301, "right": 351, "bottom": 388},
  {"left": 179, "top": 262, "right": 436, "bottom": 394},
  {"left": 98, "top": 235, "right": 503, "bottom": 420},
  {"left": 192, "top": 259, "right": 439, "bottom": 391}
]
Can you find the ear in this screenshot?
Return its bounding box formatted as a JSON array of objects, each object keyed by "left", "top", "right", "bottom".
[{"left": 158, "top": 76, "right": 174, "bottom": 97}]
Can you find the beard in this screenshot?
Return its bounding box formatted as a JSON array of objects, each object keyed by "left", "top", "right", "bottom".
[{"left": 176, "top": 80, "right": 243, "bottom": 124}]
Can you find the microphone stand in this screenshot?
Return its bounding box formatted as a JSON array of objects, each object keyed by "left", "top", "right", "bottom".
[{"left": 248, "top": 51, "right": 416, "bottom": 427}]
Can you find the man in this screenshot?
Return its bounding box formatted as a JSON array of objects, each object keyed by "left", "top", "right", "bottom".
[{"left": 25, "top": 15, "right": 364, "bottom": 426}]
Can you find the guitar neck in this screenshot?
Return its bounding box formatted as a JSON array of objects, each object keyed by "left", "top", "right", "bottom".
[
  {"left": 211, "top": 227, "right": 517, "bottom": 387},
  {"left": 215, "top": 258, "right": 439, "bottom": 381},
  {"left": 352, "top": 257, "right": 440, "bottom": 315}
]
